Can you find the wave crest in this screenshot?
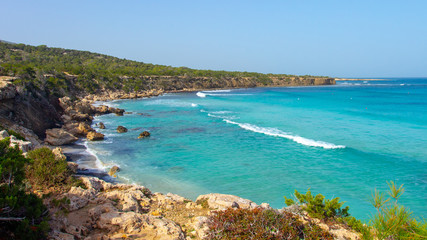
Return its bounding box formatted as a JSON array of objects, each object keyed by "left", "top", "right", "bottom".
[{"left": 224, "top": 120, "right": 345, "bottom": 149}]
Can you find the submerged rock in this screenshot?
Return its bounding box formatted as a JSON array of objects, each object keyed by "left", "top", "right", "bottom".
[
  {"left": 108, "top": 166, "right": 120, "bottom": 177},
  {"left": 138, "top": 131, "right": 150, "bottom": 138},
  {"left": 116, "top": 126, "right": 128, "bottom": 133},
  {"left": 87, "top": 131, "right": 105, "bottom": 141}
]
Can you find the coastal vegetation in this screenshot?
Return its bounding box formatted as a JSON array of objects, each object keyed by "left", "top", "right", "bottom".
[
  {"left": 0, "top": 41, "right": 331, "bottom": 98},
  {"left": 0, "top": 137, "right": 80, "bottom": 239},
  {"left": 206, "top": 208, "right": 334, "bottom": 239}
]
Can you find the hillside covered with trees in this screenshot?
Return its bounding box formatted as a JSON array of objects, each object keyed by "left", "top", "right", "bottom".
[{"left": 0, "top": 41, "right": 333, "bottom": 98}]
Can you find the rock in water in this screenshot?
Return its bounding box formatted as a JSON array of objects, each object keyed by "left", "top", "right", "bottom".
[
  {"left": 108, "top": 166, "right": 120, "bottom": 177},
  {"left": 117, "top": 126, "right": 128, "bottom": 133},
  {"left": 138, "top": 131, "right": 150, "bottom": 139},
  {"left": 98, "top": 122, "right": 105, "bottom": 129},
  {"left": 87, "top": 131, "right": 105, "bottom": 141},
  {"left": 45, "top": 128, "right": 78, "bottom": 146}
]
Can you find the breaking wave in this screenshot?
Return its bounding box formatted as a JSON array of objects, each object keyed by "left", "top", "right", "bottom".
[{"left": 223, "top": 120, "right": 345, "bottom": 149}]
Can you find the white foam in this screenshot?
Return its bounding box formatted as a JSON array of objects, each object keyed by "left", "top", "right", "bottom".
[
  {"left": 196, "top": 91, "right": 251, "bottom": 98},
  {"left": 83, "top": 141, "right": 108, "bottom": 170},
  {"left": 196, "top": 92, "right": 206, "bottom": 98},
  {"left": 191, "top": 103, "right": 198, "bottom": 107},
  {"left": 204, "top": 89, "right": 232, "bottom": 93},
  {"left": 207, "top": 113, "right": 238, "bottom": 120},
  {"left": 223, "top": 120, "right": 345, "bottom": 149},
  {"left": 211, "top": 111, "right": 233, "bottom": 114}
]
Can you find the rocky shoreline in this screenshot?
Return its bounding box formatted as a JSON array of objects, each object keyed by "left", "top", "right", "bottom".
[{"left": 1, "top": 80, "right": 362, "bottom": 239}]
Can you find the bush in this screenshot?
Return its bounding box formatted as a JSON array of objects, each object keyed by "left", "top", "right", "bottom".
[
  {"left": 370, "top": 181, "right": 427, "bottom": 239},
  {"left": 0, "top": 138, "right": 48, "bottom": 239},
  {"left": 206, "top": 207, "right": 334, "bottom": 239},
  {"left": 285, "top": 189, "right": 350, "bottom": 220},
  {"left": 26, "top": 147, "right": 71, "bottom": 189}
]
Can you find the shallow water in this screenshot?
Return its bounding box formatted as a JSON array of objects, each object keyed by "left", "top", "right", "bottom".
[{"left": 86, "top": 78, "right": 427, "bottom": 220}]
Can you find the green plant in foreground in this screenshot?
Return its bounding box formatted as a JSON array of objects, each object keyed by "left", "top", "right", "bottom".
[
  {"left": 370, "top": 181, "right": 427, "bottom": 239},
  {"left": 285, "top": 189, "right": 374, "bottom": 239},
  {"left": 26, "top": 147, "right": 71, "bottom": 189},
  {"left": 285, "top": 189, "right": 350, "bottom": 220},
  {"left": 0, "top": 138, "right": 48, "bottom": 239},
  {"left": 206, "top": 207, "right": 334, "bottom": 239}
]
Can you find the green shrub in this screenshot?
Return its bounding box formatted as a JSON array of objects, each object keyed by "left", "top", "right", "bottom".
[
  {"left": 26, "top": 147, "right": 71, "bottom": 189},
  {"left": 285, "top": 189, "right": 350, "bottom": 220},
  {"left": 207, "top": 207, "right": 334, "bottom": 239},
  {"left": 370, "top": 181, "right": 427, "bottom": 239},
  {"left": 0, "top": 138, "right": 48, "bottom": 239}
]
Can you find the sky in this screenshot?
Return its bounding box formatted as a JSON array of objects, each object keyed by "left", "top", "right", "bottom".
[{"left": 1, "top": 0, "right": 426, "bottom": 78}]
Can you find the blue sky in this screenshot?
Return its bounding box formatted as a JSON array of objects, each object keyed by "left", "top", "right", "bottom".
[{"left": 1, "top": 0, "right": 426, "bottom": 77}]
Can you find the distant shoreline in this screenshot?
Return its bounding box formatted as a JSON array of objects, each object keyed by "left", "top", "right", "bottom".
[{"left": 335, "top": 78, "right": 386, "bottom": 81}]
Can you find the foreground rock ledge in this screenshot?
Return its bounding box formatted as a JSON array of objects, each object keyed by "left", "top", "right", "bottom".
[{"left": 46, "top": 176, "right": 361, "bottom": 240}]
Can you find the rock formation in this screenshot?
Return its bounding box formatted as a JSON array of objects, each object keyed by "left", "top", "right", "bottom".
[
  {"left": 138, "top": 131, "right": 150, "bottom": 138},
  {"left": 98, "top": 122, "right": 105, "bottom": 129},
  {"left": 108, "top": 166, "right": 120, "bottom": 177},
  {"left": 45, "top": 128, "right": 78, "bottom": 146},
  {"left": 117, "top": 126, "right": 128, "bottom": 133},
  {"left": 86, "top": 131, "right": 105, "bottom": 141}
]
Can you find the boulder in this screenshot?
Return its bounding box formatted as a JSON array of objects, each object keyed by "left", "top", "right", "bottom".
[
  {"left": 98, "top": 122, "right": 105, "bottom": 129},
  {"left": 9, "top": 135, "right": 34, "bottom": 153},
  {"left": 52, "top": 147, "right": 67, "bottom": 161},
  {"left": 73, "top": 101, "right": 95, "bottom": 115},
  {"left": 71, "top": 113, "right": 93, "bottom": 122},
  {"left": 116, "top": 126, "right": 128, "bottom": 133},
  {"left": 108, "top": 166, "right": 120, "bottom": 177},
  {"left": 0, "top": 130, "right": 9, "bottom": 139},
  {"left": 97, "top": 105, "right": 110, "bottom": 114},
  {"left": 138, "top": 131, "right": 150, "bottom": 138},
  {"left": 67, "top": 162, "right": 78, "bottom": 174},
  {"left": 45, "top": 128, "right": 78, "bottom": 146},
  {"left": 77, "top": 122, "right": 94, "bottom": 136},
  {"left": 87, "top": 131, "right": 105, "bottom": 141},
  {"left": 196, "top": 193, "right": 258, "bottom": 210}
]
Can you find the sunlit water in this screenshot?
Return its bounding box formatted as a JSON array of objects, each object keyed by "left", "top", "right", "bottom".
[{"left": 85, "top": 78, "right": 427, "bottom": 220}]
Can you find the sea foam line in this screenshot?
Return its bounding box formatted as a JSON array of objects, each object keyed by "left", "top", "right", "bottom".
[
  {"left": 196, "top": 91, "right": 252, "bottom": 98},
  {"left": 223, "top": 120, "right": 345, "bottom": 149}
]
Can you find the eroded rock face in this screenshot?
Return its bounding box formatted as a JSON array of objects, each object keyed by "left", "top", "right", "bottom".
[
  {"left": 45, "top": 128, "right": 78, "bottom": 145},
  {"left": 116, "top": 126, "right": 128, "bottom": 133},
  {"left": 8, "top": 135, "right": 34, "bottom": 153},
  {"left": 196, "top": 193, "right": 258, "bottom": 211}
]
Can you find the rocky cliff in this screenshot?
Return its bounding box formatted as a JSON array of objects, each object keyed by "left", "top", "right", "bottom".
[{"left": 0, "top": 78, "right": 62, "bottom": 139}]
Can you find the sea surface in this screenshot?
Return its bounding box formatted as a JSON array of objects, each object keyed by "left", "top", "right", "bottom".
[{"left": 85, "top": 78, "right": 427, "bottom": 220}]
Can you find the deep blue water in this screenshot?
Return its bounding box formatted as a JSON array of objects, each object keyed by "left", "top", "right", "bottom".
[{"left": 86, "top": 78, "right": 427, "bottom": 220}]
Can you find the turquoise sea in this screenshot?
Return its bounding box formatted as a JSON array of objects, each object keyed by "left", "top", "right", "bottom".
[{"left": 85, "top": 78, "right": 427, "bottom": 220}]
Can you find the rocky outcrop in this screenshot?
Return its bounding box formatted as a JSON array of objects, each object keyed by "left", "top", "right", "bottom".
[
  {"left": 196, "top": 193, "right": 258, "bottom": 211},
  {"left": 0, "top": 130, "right": 34, "bottom": 153},
  {"left": 45, "top": 128, "right": 78, "bottom": 145},
  {"left": 108, "top": 166, "right": 120, "bottom": 177},
  {"left": 0, "top": 80, "right": 63, "bottom": 139},
  {"left": 116, "top": 126, "right": 128, "bottom": 133},
  {"left": 46, "top": 176, "right": 360, "bottom": 240},
  {"left": 86, "top": 131, "right": 104, "bottom": 141}
]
